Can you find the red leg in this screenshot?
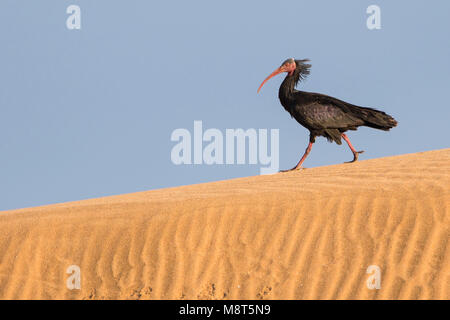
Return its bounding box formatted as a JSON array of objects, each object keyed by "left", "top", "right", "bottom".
[
  {"left": 280, "top": 141, "right": 313, "bottom": 172},
  {"left": 341, "top": 133, "right": 364, "bottom": 163}
]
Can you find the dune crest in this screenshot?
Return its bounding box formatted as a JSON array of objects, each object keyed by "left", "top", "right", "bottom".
[{"left": 0, "top": 149, "right": 449, "bottom": 300}]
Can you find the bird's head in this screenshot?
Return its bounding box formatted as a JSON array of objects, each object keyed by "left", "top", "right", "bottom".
[{"left": 257, "top": 58, "right": 311, "bottom": 93}]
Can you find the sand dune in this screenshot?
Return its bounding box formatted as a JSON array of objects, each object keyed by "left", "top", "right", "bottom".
[{"left": 0, "top": 149, "right": 449, "bottom": 300}]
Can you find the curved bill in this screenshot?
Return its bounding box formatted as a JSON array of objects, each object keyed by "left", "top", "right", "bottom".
[{"left": 257, "top": 67, "right": 283, "bottom": 93}]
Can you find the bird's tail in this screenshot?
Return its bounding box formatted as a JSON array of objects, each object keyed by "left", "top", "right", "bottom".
[{"left": 353, "top": 106, "right": 398, "bottom": 131}]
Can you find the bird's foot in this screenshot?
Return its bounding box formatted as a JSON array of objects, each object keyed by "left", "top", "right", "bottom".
[
  {"left": 345, "top": 150, "right": 364, "bottom": 163},
  {"left": 279, "top": 166, "right": 307, "bottom": 173}
]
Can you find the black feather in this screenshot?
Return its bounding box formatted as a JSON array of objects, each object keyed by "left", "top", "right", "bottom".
[{"left": 277, "top": 59, "right": 397, "bottom": 145}]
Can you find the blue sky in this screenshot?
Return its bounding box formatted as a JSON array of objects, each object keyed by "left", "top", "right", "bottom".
[{"left": 1, "top": 0, "right": 449, "bottom": 210}]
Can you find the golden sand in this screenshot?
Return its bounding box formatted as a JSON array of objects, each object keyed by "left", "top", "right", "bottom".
[{"left": 0, "top": 149, "right": 449, "bottom": 299}]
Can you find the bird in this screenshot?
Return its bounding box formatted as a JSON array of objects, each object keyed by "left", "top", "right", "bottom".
[{"left": 257, "top": 58, "right": 397, "bottom": 172}]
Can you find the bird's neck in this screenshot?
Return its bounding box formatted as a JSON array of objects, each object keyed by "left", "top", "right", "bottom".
[{"left": 278, "top": 74, "right": 298, "bottom": 105}]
